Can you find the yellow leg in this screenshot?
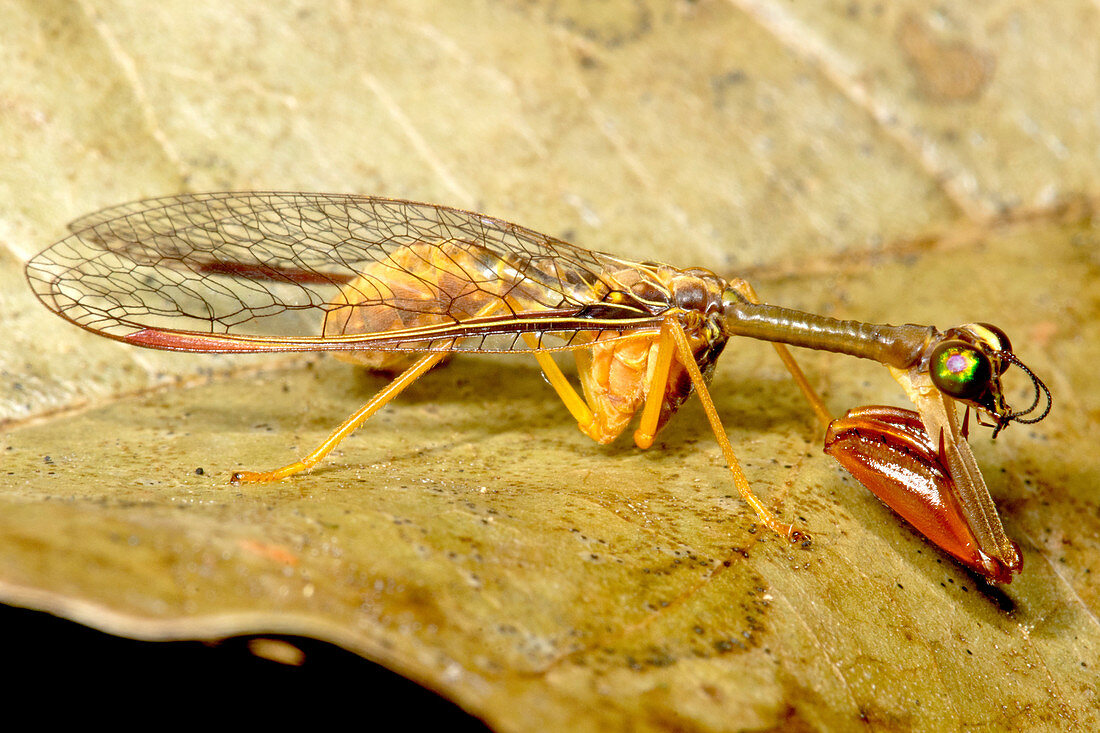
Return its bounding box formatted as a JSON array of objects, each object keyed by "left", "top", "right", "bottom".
[
  {"left": 632, "top": 320, "right": 676, "bottom": 449},
  {"left": 729, "top": 278, "right": 832, "bottom": 430},
  {"left": 234, "top": 296, "right": 525, "bottom": 484},
  {"left": 522, "top": 333, "right": 597, "bottom": 434},
  {"left": 666, "top": 316, "right": 804, "bottom": 542},
  {"left": 231, "top": 352, "right": 447, "bottom": 483}
]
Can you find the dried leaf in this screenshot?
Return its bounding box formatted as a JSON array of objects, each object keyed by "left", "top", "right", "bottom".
[{"left": 2, "top": 1, "right": 1098, "bottom": 730}]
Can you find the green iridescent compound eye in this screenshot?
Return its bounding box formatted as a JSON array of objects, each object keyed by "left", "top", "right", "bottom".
[{"left": 930, "top": 340, "right": 992, "bottom": 400}]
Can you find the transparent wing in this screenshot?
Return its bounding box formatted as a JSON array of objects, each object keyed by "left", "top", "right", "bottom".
[{"left": 25, "top": 192, "right": 669, "bottom": 354}]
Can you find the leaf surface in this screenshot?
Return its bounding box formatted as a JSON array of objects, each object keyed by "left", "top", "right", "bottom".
[{"left": 2, "top": 1, "right": 1098, "bottom": 729}]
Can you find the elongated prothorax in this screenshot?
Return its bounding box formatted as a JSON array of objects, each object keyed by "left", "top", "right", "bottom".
[{"left": 721, "top": 302, "right": 934, "bottom": 369}]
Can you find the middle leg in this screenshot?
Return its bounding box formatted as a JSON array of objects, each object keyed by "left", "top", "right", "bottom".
[
  {"left": 728, "top": 277, "right": 832, "bottom": 430},
  {"left": 662, "top": 314, "right": 804, "bottom": 541}
]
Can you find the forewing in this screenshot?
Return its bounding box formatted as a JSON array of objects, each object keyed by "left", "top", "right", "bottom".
[{"left": 25, "top": 192, "right": 662, "bottom": 354}]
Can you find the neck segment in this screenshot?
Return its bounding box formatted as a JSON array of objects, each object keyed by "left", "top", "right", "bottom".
[{"left": 720, "top": 301, "right": 934, "bottom": 369}]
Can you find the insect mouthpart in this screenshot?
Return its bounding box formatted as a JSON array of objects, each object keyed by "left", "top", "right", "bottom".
[
  {"left": 987, "top": 350, "right": 1053, "bottom": 437},
  {"left": 930, "top": 323, "right": 1052, "bottom": 439}
]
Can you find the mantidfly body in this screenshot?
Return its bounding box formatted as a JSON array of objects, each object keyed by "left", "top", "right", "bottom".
[{"left": 26, "top": 192, "right": 1051, "bottom": 583}]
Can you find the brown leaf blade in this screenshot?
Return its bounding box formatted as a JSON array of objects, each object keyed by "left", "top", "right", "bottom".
[{"left": 2, "top": 1, "right": 1099, "bottom": 730}]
